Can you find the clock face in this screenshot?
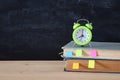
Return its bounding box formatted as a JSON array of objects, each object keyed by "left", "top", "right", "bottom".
[{"left": 72, "top": 27, "right": 92, "bottom": 46}]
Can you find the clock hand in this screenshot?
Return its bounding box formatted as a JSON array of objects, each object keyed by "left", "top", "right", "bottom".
[
  {"left": 82, "top": 29, "right": 83, "bottom": 34},
  {"left": 81, "top": 29, "right": 84, "bottom": 37},
  {"left": 78, "top": 29, "right": 84, "bottom": 38},
  {"left": 79, "top": 36, "right": 82, "bottom": 41}
]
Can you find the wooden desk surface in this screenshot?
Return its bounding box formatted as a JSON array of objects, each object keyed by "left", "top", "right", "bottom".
[{"left": 0, "top": 61, "right": 119, "bottom": 80}]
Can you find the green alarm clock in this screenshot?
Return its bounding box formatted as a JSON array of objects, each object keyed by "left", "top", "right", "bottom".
[{"left": 72, "top": 19, "right": 93, "bottom": 46}]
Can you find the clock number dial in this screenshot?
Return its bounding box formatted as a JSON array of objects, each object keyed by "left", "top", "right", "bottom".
[
  {"left": 72, "top": 27, "right": 92, "bottom": 46},
  {"left": 76, "top": 28, "right": 90, "bottom": 43}
]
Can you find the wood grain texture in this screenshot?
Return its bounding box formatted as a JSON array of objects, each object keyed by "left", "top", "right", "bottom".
[
  {"left": 65, "top": 60, "right": 120, "bottom": 72},
  {"left": 63, "top": 49, "right": 120, "bottom": 59},
  {"left": 0, "top": 61, "right": 120, "bottom": 80}
]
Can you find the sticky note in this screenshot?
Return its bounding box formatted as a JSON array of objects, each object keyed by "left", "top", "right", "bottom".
[
  {"left": 90, "top": 50, "right": 97, "bottom": 57},
  {"left": 66, "top": 51, "right": 72, "bottom": 57},
  {"left": 72, "top": 62, "right": 79, "bottom": 69},
  {"left": 88, "top": 60, "right": 95, "bottom": 68},
  {"left": 76, "top": 49, "right": 82, "bottom": 57}
]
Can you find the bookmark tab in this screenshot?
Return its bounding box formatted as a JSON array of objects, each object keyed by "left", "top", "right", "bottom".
[
  {"left": 88, "top": 60, "right": 95, "bottom": 68},
  {"left": 72, "top": 62, "right": 79, "bottom": 69},
  {"left": 66, "top": 51, "right": 72, "bottom": 57},
  {"left": 76, "top": 49, "right": 82, "bottom": 57},
  {"left": 90, "top": 50, "right": 97, "bottom": 57}
]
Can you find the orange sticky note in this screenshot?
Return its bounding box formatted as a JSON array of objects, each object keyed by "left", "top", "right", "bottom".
[
  {"left": 88, "top": 60, "right": 95, "bottom": 68},
  {"left": 90, "top": 50, "right": 97, "bottom": 57},
  {"left": 72, "top": 63, "right": 79, "bottom": 69}
]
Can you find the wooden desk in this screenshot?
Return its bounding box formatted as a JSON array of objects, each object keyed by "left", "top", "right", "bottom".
[{"left": 0, "top": 61, "right": 119, "bottom": 80}]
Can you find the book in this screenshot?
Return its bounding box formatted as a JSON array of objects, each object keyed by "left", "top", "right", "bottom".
[
  {"left": 62, "top": 41, "right": 120, "bottom": 59},
  {"left": 62, "top": 41, "right": 120, "bottom": 72},
  {"left": 64, "top": 58, "right": 120, "bottom": 73}
]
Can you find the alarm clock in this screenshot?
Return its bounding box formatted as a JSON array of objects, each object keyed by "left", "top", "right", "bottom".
[{"left": 72, "top": 19, "right": 93, "bottom": 46}]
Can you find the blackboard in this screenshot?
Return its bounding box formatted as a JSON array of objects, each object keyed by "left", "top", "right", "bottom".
[{"left": 0, "top": 0, "right": 120, "bottom": 60}]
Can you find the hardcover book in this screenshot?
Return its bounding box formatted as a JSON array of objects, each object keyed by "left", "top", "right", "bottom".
[{"left": 62, "top": 41, "right": 120, "bottom": 72}]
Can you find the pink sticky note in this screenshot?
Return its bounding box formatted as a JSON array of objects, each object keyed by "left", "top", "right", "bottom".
[{"left": 90, "top": 50, "right": 97, "bottom": 57}]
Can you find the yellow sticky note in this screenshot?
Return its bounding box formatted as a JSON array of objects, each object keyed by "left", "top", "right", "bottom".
[
  {"left": 76, "top": 49, "right": 82, "bottom": 57},
  {"left": 72, "top": 63, "right": 79, "bottom": 69},
  {"left": 88, "top": 60, "right": 95, "bottom": 68}
]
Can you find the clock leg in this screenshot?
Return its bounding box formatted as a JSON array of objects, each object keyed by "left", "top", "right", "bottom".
[
  {"left": 72, "top": 43, "right": 76, "bottom": 47},
  {"left": 89, "top": 43, "right": 92, "bottom": 47}
]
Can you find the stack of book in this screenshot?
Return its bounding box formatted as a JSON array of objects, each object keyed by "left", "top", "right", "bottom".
[{"left": 61, "top": 41, "right": 120, "bottom": 73}]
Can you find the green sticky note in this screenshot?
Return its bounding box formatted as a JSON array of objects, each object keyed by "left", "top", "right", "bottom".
[
  {"left": 72, "top": 62, "right": 79, "bottom": 69},
  {"left": 76, "top": 49, "right": 82, "bottom": 57},
  {"left": 88, "top": 60, "right": 95, "bottom": 68}
]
